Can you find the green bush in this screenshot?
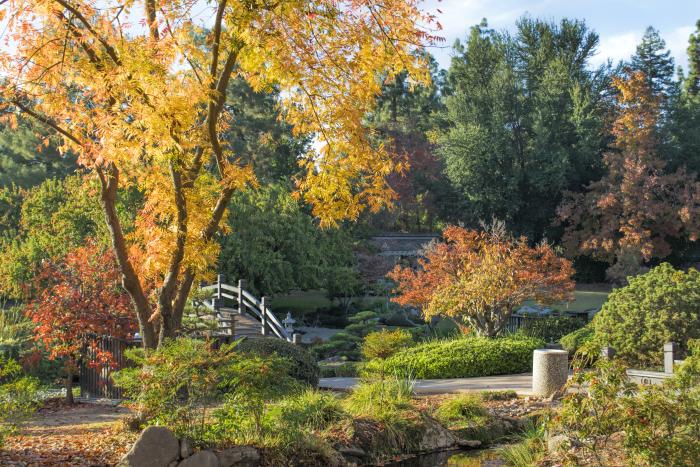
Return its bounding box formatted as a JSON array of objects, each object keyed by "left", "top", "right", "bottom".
[
  {"left": 553, "top": 342, "right": 700, "bottom": 466},
  {"left": 236, "top": 337, "right": 320, "bottom": 387},
  {"left": 366, "top": 336, "right": 544, "bottom": 379},
  {"left": 0, "top": 356, "right": 40, "bottom": 449},
  {"left": 319, "top": 361, "right": 360, "bottom": 378},
  {"left": 518, "top": 314, "right": 586, "bottom": 343},
  {"left": 591, "top": 263, "right": 700, "bottom": 367}
]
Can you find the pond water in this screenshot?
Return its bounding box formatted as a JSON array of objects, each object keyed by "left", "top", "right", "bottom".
[{"left": 385, "top": 449, "right": 506, "bottom": 467}]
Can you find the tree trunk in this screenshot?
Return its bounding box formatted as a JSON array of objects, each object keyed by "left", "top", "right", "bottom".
[{"left": 65, "top": 367, "right": 75, "bottom": 404}]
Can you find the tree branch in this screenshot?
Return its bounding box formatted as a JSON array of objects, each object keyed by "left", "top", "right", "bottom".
[{"left": 96, "top": 164, "right": 157, "bottom": 349}]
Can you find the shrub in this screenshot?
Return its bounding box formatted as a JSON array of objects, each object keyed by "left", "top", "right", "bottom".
[
  {"left": 561, "top": 324, "right": 599, "bottom": 367},
  {"left": 553, "top": 345, "right": 700, "bottom": 466},
  {"left": 434, "top": 394, "right": 487, "bottom": 428},
  {"left": 319, "top": 361, "right": 360, "bottom": 378},
  {"left": 361, "top": 329, "right": 413, "bottom": 379},
  {"left": 518, "top": 314, "right": 586, "bottom": 343},
  {"left": 591, "top": 263, "right": 700, "bottom": 367},
  {"left": 113, "top": 339, "right": 234, "bottom": 440},
  {"left": 367, "top": 336, "right": 544, "bottom": 379},
  {"left": 312, "top": 310, "right": 380, "bottom": 360},
  {"left": 0, "top": 356, "right": 40, "bottom": 449},
  {"left": 236, "top": 337, "right": 320, "bottom": 387},
  {"left": 114, "top": 338, "right": 300, "bottom": 445},
  {"left": 212, "top": 354, "right": 298, "bottom": 441}
]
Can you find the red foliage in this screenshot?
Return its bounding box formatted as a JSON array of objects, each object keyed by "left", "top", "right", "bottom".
[
  {"left": 558, "top": 70, "right": 700, "bottom": 272},
  {"left": 27, "top": 241, "right": 136, "bottom": 370},
  {"left": 388, "top": 224, "right": 575, "bottom": 336}
]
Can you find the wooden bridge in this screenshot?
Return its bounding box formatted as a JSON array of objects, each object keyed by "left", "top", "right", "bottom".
[{"left": 195, "top": 275, "right": 294, "bottom": 342}]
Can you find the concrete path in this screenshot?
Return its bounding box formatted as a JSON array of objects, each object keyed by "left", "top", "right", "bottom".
[{"left": 319, "top": 373, "right": 534, "bottom": 395}]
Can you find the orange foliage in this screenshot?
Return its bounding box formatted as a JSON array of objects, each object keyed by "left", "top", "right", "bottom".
[
  {"left": 558, "top": 70, "right": 700, "bottom": 269},
  {"left": 0, "top": 0, "right": 440, "bottom": 347},
  {"left": 388, "top": 224, "right": 574, "bottom": 337}
]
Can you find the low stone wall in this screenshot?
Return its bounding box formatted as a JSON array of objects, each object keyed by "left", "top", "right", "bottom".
[
  {"left": 118, "top": 427, "right": 261, "bottom": 467},
  {"left": 118, "top": 416, "right": 485, "bottom": 467}
]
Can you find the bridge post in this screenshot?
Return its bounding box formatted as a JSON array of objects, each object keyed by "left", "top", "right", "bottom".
[
  {"left": 237, "top": 279, "right": 245, "bottom": 314},
  {"left": 261, "top": 296, "right": 267, "bottom": 336},
  {"left": 216, "top": 274, "right": 224, "bottom": 300}
]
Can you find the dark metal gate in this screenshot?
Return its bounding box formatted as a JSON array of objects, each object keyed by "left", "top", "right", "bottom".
[{"left": 80, "top": 336, "right": 138, "bottom": 399}]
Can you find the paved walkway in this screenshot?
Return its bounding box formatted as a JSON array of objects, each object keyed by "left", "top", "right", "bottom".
[{"left": 319, "top": 373, "right": 534, "bottom": 395}]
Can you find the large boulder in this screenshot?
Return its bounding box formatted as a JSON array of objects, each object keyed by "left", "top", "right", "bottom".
[
  {"left": 215, "top": 446, "right": 261, "bottom": 467},
  {"left": 417, "top": 416, "right": 458, "bottom": 452},
  {"left": 119, "top": 426, "right": 180, "bottom": 467},
  {"left": 178, "top": 451, "right": 219, "bottom": 467}
]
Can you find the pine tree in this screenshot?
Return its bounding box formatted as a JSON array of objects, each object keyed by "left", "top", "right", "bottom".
[
  {"left": 631, "top": 26, "right": 676, "bottom": 98},
  {"left": 685, "top": 20, "right": 700, "bottom": 97}
]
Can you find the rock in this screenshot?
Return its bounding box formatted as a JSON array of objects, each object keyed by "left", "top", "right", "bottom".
[
  {"left": 180, "top": 439, "right": 194, "bottom": 459},
  {"left": 338, "top": 445, "right": 367, "bottom": 458},
  {"left": 178, "top": 451, "right": 219, "bottom": 467},
  {"left": 417, "top": 416, "right": 458, "bottom": 452},
  {"left": 119, "top": 426, "right": 180, "bottom": 467},
  {"left": 457, "top": 439, "right": 482, "bottom": 448},
  {"left": 547, "top": 434, "right": 570, "bottom": 454},
  {"left": 215, "top": 446, "right": 261, "bottom": 467}
]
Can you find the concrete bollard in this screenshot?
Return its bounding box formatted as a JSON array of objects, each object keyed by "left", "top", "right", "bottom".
[{"left": 532, "top": 349, "right": 569, "bottom": 397}]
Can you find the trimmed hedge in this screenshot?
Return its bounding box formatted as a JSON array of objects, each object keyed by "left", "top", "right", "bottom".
[
  {"left": 236, "top": 337, "right": 320, "bottom": 387},
  {"left": 365, "top": 335, "right": 544, "bottom": 379},
  {"left": 518, "top": 314, "right": 586, "bottom": 343}
]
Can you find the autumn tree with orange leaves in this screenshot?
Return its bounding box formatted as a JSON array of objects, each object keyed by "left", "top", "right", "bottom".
[
  {"left": 388, "top": 223, "right": 575, "bottom": 337},
  {"left": 27, "top": 242, "right": 136, "bottom": 403},
  {"left": 0, "top": 1, "right": 439, "bottom": 348},
  {"left": 558, "top": 70, "right": 700, "bottom": 282}
]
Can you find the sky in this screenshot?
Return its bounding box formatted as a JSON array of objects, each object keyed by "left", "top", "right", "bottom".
[{"left": 422, "top": 0, "right": 700, "bottom": 71}]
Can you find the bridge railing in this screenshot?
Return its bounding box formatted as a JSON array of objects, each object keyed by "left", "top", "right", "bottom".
[{"left": 199, "top": 275, "right": 291, "bottom": 341}]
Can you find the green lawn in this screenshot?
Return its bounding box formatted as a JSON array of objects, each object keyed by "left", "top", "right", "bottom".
[
  {"left": 271, "top": 288, "right": 610, "bottom": 316},
  {"left": 520, "top": 289, "right": 609, "bottom": 314}
]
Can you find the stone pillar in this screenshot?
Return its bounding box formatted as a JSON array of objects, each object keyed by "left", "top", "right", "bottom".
[
  {"left": 664, "top": 342, "right": 677, "bottom": 374},
  {"left": 532, "top": 349, "right": 569, "bottom": 397}
]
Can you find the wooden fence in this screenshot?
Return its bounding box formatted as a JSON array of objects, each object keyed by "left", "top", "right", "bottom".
[{"left": 80, "top": 336, "right": 137, "bottom": 399}]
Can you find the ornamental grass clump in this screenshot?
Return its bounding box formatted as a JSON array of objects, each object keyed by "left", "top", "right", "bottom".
[{"left": 434, "top": 394, "right": 488, "bottom": 429}]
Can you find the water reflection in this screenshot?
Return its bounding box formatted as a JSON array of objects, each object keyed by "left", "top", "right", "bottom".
[{"left": 385, "top": 449, "right": 506, "bottom": 467}]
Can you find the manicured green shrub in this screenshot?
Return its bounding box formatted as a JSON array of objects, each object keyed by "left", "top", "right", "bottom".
[
  {"left": 591, "top": 263, "right": 700, "bottom": 367},
  {"left": 366, "top": 336, "right": 544, "bottom": 379},
  {"left": 518, "top": 314, "right": 586, "bottom": 343},
  {"left": 236, "top": 337, "right": 320, "bottom": 387}
]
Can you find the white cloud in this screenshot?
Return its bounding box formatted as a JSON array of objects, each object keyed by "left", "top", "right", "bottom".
[{"left": 591, "top": 31, "right": 641, "bottom": 67}]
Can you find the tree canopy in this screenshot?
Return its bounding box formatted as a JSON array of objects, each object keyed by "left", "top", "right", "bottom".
[{"left": 1, "top": 0, "right": 436, "bottom": 348}]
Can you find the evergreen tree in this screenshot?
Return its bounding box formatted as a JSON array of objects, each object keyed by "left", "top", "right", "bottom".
[
  {"left": 631, "top": 26, "right": 676, "bottom": 99},
  {"left": 438, "top": 18, "right": 611, "bottom": 239},
  {"left": 684, "top": 20, "right": 700, "bottom": 98}
]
